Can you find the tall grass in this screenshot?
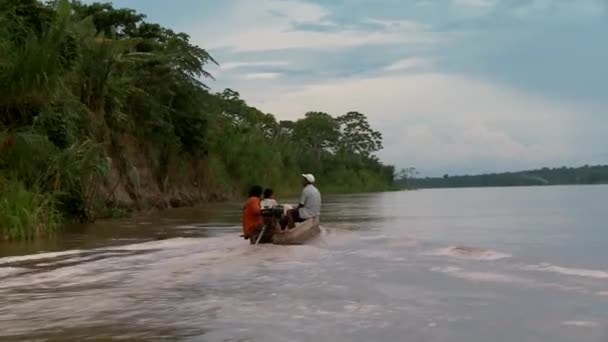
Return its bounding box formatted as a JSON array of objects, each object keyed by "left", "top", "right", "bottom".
[
  {"left": 0, "top": 179, "right": 61, "bottom": 240},
  {"left": 0, "top": 129, "right": 109, "bottom": 228}
]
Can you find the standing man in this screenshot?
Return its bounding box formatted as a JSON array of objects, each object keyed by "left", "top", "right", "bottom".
[{"left": 287, "top": 174, "right": 321, "bottom": 228}]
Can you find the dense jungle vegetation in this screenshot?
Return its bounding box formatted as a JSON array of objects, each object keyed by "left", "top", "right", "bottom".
[{"left": 0, "top": 0, "right": 396, "bottom": 240}]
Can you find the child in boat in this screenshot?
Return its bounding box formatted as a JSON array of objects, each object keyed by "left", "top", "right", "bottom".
[
  {"left": 261, "top": 188, "right": 279, "bottom": 208},
  {"left": 261, "top": 188, "right": 292, "bottom": 214},
  {"left": 261, "top": 188, "right": 286, "bottom": 233},
  {"left": 242, "top": 185, "right": 263, "bottom": 239},
  {"left": 260, "top": 188, "right": 294, "bottom": 231}
]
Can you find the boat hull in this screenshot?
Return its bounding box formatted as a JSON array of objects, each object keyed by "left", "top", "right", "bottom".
[{"left": 272, "top": 217, "right": 320, "bottom": 245}]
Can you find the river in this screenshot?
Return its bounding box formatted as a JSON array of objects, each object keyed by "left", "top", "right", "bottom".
[{"left": 1, "top": 186, "right": 607, "bottom": 341}]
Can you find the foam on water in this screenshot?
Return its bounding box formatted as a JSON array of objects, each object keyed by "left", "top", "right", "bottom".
[
  {"left": 425, "top": 246, "right": 512, "bottom": 261},
  {"left": 0, "top": 250, "right": 85, "bottom": 265},
  {"left": 0, "top": 235, "right": 328, "bottom": 282},
  {"left": 173, "top": 223, "right": 239, "bottom": 231},
  {"left": 388, "top": 237, "right": 421, "bottom": 248},
  {"left": 354, "top": 249, "right": 395, "bottom": 259},
  {"left": 359, "top": 234, "right": 388, "bottom": 241},
  {"left": 430, "top": 266, "right": 533, "bottom": 285},
  {"left": 105, "top": 236, "right": 205, "bottom": 251},
  {"left": 523, "top": 263, "right": 608, "bottom": 279},
  {"left": 0, "top": 235, "right": 333, "bottom": 338},
  {"left": 561, "top": 321, "right": 599, "bottom": 328},
  {"left": 0, "top": 267, "right": 28, "bottom": 278}
]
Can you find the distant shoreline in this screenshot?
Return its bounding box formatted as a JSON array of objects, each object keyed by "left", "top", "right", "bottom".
[
  {"left": 399, "top": 164, "right": 608, "bottom": 189},
  {"left": 408, "top": 183, "right": 608, "bottom": 190}
]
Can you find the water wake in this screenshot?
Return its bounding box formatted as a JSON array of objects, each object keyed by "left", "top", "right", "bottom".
[
  {"left": 523, "top": 263, "right": 608, "bottom": 279},
  {"left": 431, "top": 266, "right": 532, "bottom": 285},
  {"left": 425, "top": 246, "right": 512, "bottom": 261},
  {"left": 561, "top": 321, "right": 599, "bottom": 328}
]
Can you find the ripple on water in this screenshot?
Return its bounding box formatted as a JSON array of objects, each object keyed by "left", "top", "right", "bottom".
[
  {"left": 387, "top": 237, "right": 421, "bottom": 249},
  {"left": 0, "top": 267, "right": 28, "bottom": 278},
  {"left": 561, "top": 321, "right": 599, "bottom": 328},
  {"left": 0, "top": 250, "right": 86, "bottom": 265},
  {"left": 430, "top": 266, "right": 534, "bottom": 285},
  {"left": 424, "top": 246, "right": 512, "bottom": 261},
  {"left": 0, "top": 235, "right": 337, "bottom": 338},
  {"left": 522, "top": 263, "right": 608, "bottom": 280}
]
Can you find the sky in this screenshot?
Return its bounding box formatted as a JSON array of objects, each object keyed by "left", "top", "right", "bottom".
[{"left": 99, "top": 0, "right": 606, "bottom": 176}]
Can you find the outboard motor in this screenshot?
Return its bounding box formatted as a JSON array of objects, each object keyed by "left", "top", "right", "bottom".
[{"left": 250, "top": 206, "right": 284, "bottom": 244}]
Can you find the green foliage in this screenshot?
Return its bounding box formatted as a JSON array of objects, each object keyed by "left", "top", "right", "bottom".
[
  {"left": 337, "top": 111, "right": 382, "bottom": 156},
  {"left": 45, "top": 139, "right": 111, "bottom": 219},
  {"left": 0, "top": 178, "right": 61, "bottom": 240},
  {"left": 395, "top": 167, "right": 419, "bottom": 189},
  {"left": 0, "top": 130, "right": 58, "bottom": 187},
  {"left": 33, "top": 107, "right": 77, "bottom": 148},
  {"left": 70, "top": 1, "right": 145, "bottom": 38},
  {"left": 293, "top": 112, "right": 340, "bottom": 153},
  {"left": 0, "top": 0, "right": 72, "bottom": 125},
  {"left": 0, "top": 0, "right": 396, "bottom": 240}
]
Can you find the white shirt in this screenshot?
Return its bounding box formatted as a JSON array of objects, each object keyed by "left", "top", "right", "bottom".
[
  {"left": 261, "top": 198, "right": 279, "bottom": 208},
  {"left": 298, "top": 184, "right": 321, "bottom": 219}
]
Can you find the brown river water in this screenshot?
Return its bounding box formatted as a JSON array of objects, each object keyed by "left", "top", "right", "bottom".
[{"left": 1, "top": 186, "right": 608, "bottom": 341}]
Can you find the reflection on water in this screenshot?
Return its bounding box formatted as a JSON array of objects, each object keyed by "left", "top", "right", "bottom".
[{"left": 1, "top": 186, "right": 608, "bottom": 341}]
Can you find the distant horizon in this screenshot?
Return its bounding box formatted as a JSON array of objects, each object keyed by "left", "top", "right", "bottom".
[{"left": 414, "top": 162, "right": 608, "bottom": 179}]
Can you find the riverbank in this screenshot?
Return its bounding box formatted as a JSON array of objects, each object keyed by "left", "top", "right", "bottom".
[{"left": 94, "top": 174, "right": 397, "bottom": 221}]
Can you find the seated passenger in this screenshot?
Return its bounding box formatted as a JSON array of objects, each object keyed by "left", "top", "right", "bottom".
[
  {"left": 242, "top": 185, "right": 263, "bottom": 239},
  {"left": 286, "top": 173, "right": 321, "bottom": 229},
  {"left": 261, "top": 188, "right": 279, "bottom": 208}
]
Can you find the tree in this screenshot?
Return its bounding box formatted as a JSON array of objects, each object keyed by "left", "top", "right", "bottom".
[
  {"left": 279, "top": 120, "right": 295, "bottom": 136},
  {"left": 70, "top": 1, "right": 145, "bottom": 38},
  {"left": 395, "top": 167, "right": 418, "bottom": 188},
  {"left": 293, "top": 112, "right": 340, "bottom": 152},
  {"left": 336, "top": 111, "right": 382, "bottom": 156}
]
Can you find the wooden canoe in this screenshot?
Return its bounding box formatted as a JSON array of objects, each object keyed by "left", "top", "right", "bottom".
[
  {"left": 248, "top": 207, "right": 320, "bottom": 245},
  {"left": 272, "top": 216, "right": 320, "bottom": 245}
]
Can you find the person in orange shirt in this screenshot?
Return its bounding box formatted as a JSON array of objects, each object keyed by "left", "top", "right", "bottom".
[{"left": 242, "top": 185, "right": 264, "bottom": 239}]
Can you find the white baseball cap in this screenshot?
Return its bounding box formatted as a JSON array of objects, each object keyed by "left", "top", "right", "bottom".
[{"left": 302, "top": 173, "right": 316, "bottom": 184}]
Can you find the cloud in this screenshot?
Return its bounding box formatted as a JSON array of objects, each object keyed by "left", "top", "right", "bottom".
[
  {"left": 265, "top": 0, "right": 329, "bottom": 23},
  {"left": 209, "top": 25, "right": 433, "bottom": 52},
  {"left": 244, "top": 72, "right": 282, "bottom": 80},
  {"left": 241, "top": 72, "right": 581, "bottom": 175},
  {"left": 216, "top": 29, "right": 428, "bottom": 52},
  {"left": 364, "top": 18, "right": 432, "bottom": 31},
  {"left": 384, "top": 57, "right": 434, "bottom": 71},
  {"left": 220, "top": 61, "right": 290, "bottom": 70},
  {"left": 453, "top": 0, "right": 496, "bottom": 8},
  {"left": 508, "top": 0, "right": 605, "bottom": 18},
  {"left": 184, "top": 0, "right": 435, "bottom": 52},
  {"left": 449, "top": 0, "right": 498, "bottom": 18}
]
